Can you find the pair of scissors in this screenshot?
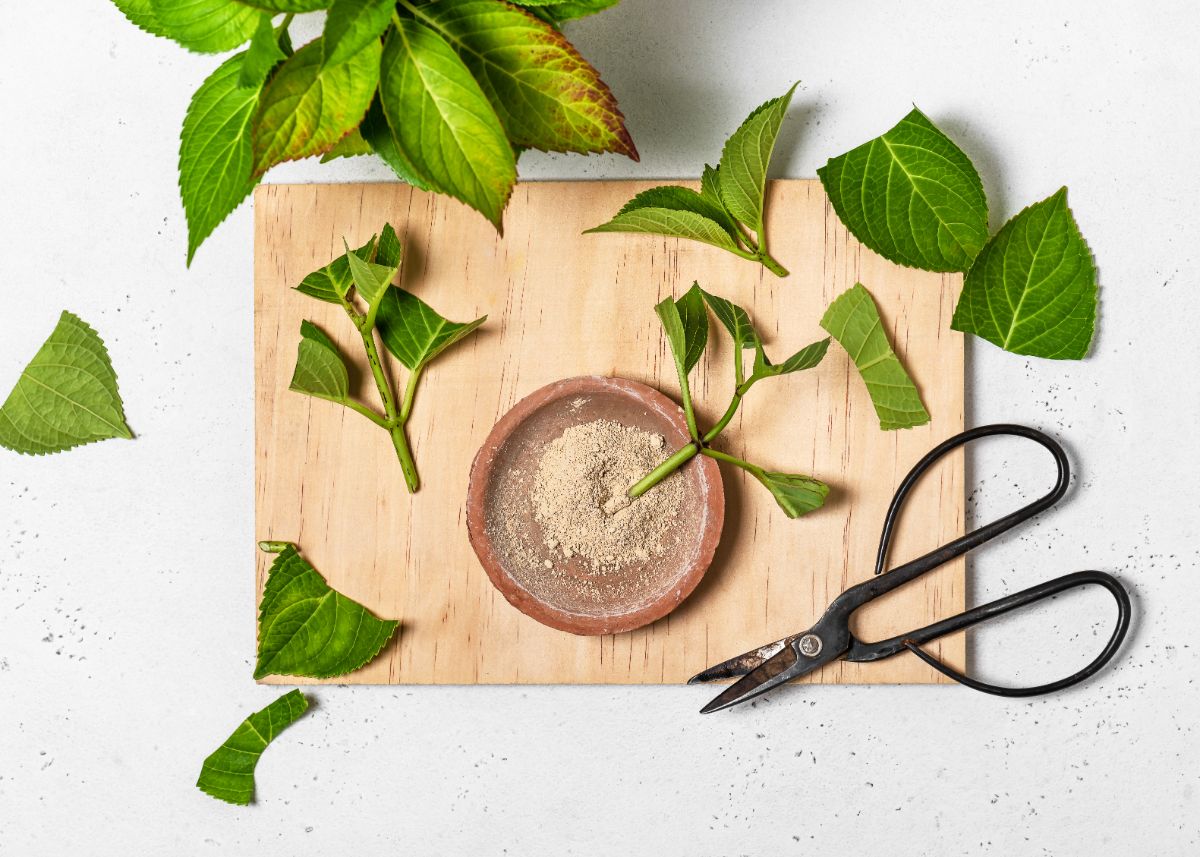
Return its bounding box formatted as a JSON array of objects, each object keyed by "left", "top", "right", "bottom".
[{"left": 690, "top": 424, "right": 1132, "bottom": 714}]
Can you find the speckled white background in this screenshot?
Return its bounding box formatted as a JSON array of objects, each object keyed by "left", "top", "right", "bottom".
[{"left": 2, "top": 1, "right": 1197, "bottom": 853}]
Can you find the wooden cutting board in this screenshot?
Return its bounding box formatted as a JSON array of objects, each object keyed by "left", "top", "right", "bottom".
[{"left": 254, "top": 179, "right": 965, "bottom": 685}]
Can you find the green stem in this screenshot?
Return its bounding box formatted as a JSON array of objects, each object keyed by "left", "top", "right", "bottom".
[
  {"left": 357, "top": 318, "right": 419, "bottom": 492},
  {"left": 628, "top": 443, "right": 700, "bottom": 499},
  {"left": 389, "top": 424, "right": 420, "bottom": 493},
  {"left": 258, "top": 540, "right": 294, "bottom": 554},
  {"left": 757, "top": 250, "right": 789, "bottom": 277},
  {"left": 344, "top": 398, "right": 389, "bottom": 428},
  {"left": 701, "top": 446, "right": 764, "bottom": 477},
  {"left": 702, "top": 376, "right": 757, "bottom": 444},
  {"left": 399, "top": 365, "right": 423, "bottom": 423}
]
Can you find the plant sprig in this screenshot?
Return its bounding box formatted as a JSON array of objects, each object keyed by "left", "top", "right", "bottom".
[
  {"left": 628, "top": 283, "right": 831, "bottom": 519},
  {"left": 289, "top": 223, "right": 486, "bottom": 492}
]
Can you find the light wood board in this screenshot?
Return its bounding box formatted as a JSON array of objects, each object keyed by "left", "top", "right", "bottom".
[{"left": 254, "top": 179, "right": 965, "bottom": 685}]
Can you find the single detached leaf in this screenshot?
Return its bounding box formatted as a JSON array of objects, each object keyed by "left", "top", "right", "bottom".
[
  {"left": 415, "top": 1, "right": 636, "bottom": 159},
  {"left": 196, "top": 690, "right": 308, "bottom": 806},
  {"left": 319, "top": 126, "right": 372, "bottom": 162},
  {"left": 951, "top": 188, "right": 1096, "bottom": 359},
  {"left": 699, "top": 288, "right": 759, "bottom": 350},
  {"left": 819, "top": 284, "right": 930, "bottom": 431},
  {"left": 359, "top": 98, "right": 434, "bottom": 189},
  {"left": 755, "top": 471, "right": 829, "bottom": 519},
  {"left": 584, "top": 208, "right": 738, "bottom": 253},
  {"left": 180, "top": 52, "right": 262, "bottom": 264},
  {"left": 0, "top": 312, "right": 132, "bottom": 455},
  {"left": 295, "top": 234, "right": 376, "bottom": 303},
  {"left": 256, "top": 544, "right": 399, "bottom": 680},
  {"left": 322, "top": 0, "right": 394, "bottom": 69},
  {"left": 251, "top": 36, "right": 381, "bottom": 174},
  {"left": 376, "top": 288, "right": 486, "bottom": 372},
  {"left": 378, "top": 19, "right": 516, "bottom": 227},
  {"left": 289, "top": 321, "right": 350, "bottom": 404},
  {"left": 112, "top": 0, "right": 169, "bottom": 36},
  {"left": 239, "top": 13, "right": 287, "bottom": 88},
  {"left": 718, "top": 84, "right": 795, "bottom": 236},
  {"left": 655, "top": 283, "right": 708, "bottom": 376},
  {"left": 150, "top": 0, "right": 261, "bottom": 53},
  {"left": 818, "top": 108, "right": 989, "bottom": 273}
]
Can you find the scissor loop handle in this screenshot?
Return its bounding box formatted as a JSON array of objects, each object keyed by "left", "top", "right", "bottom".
[{"left": 899, "top": 570, "right": 1132, "bottom": 697}]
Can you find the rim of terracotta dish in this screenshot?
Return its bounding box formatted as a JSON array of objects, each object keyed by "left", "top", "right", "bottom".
[{"left": 465, "top": 375, "right": 725, "bottom": 636}]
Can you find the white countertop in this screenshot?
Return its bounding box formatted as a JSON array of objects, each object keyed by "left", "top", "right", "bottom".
[{"left": 2, "top": 1, "right": 1197, "bottom": 853}]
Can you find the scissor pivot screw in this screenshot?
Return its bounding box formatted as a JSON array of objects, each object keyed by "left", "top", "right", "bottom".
[{"left": 798, "top": 634, "right": 823, "bottom": 657}]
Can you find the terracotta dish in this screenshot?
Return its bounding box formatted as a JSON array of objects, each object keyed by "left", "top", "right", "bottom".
[{"left": 466, "top": 375, "right": 724, "bottom": 635}]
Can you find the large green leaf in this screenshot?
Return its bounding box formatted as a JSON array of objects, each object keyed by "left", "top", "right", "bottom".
[
  {"left": 755, "top": 471, "right": 829, "bottom": 519},
  {"left": 322, "top": 0, "right": 394, "bottom": 69},
  {"left": 196, "top": 690, "right": 308, "bottom": 806},
  {"left": 111, "top": 0, "right": 169, "bottom": 36},
  {"left": 359, "top": 98, "right": 434, "bottom": 189},
  {"left": 294, "top": 234, "right": 376, "bottom": 303},
  {"left": 584, "top": 208, "right": 739, "bottom": 253},
  {"left": 655, "top": 283, "right": 708, "bottom": 376},
  {"left": 179, "top": 52, "right": 262, "bottom": 265},
  {"left": 378, "top": 19, "right": 516, "bottom": 227},
  {"left": 0, "top": 311, "right": 132, "bottom": 455},
  {"left": 319, "top": 126, "right": 372, "bottom": 162},
  {"left": 149, "top": 0, "right": 261, "bottom": 53},
  {"left": 718, "top": 84, "right": 795, "bottom": 236},
  {"left": 255, "top": 544, "right": 399, "bottom": 680},
  {"left": 251, "top": 36, "right": 381, "bottom": 174},
  {"left": 415, "top": 0, "right": 636, "bottom": 158},
  {"left": 289, "top": 321, "right": 350, "bottom": 404},
  {"left": 817, "top": 108, "right": 989, "bottom": 273},
  {"left": 238, "top": 12, "right": 287, "bottom": 88},
  {"left": 951, "top": 188, "right": 1096, "bottom": 359},
  {"left": 376, "top": 288, "right": 487, "bottom": 372},
  {"left": 819, "top": 284, "right": 930, "bottom": 431}
]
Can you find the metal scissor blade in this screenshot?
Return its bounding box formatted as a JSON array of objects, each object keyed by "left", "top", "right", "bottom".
[
  {"left": 687, "top": 635, "right": 796, "bottom": 684},
  {"left": 699, "top": 645, "right": 806, "bottom": 714}
]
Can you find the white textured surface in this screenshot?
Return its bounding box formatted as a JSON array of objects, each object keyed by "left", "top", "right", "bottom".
[{"left": 1, "top": 1, "right": 1197, "bottom": 853}]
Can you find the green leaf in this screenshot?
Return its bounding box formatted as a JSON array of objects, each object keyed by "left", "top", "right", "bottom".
[
  {"left": 319, "top": 126, "right": 372, "bottom": 162},
  {"left": 180, "top": 52, "right": 263, "bottom": 265},
  {"left": 359, "top": 98, "right": 434, "bottom": 189},
  {"left": 699, "top": 164, "right": 742, "bottom": 238},
  {"left": 378, "top": 19, "right": 516, "bottom": 227},
  {"left": 239, "top": 12, "right": 287, "bottom": 88},
  {"left": 817, "top": 108, "right": 989, "bottom": 273},
  {"left": 0, "top": 311, "right": 132, "bottom": 456},
  {"left": 614, "top": 186, "right": 739, "bottom": 242},
  {"left": 699, "top": 287, "right": 759, "bottom": 350},
  {"left": 112, "top": 0, "right": 169, "bottom": 37},
  {"left": 295, "top": 234, "right": 375, "bottom": 303},
  {"left": 583, "top": 208, "right": 739, "bottom": 253},
  {"left": 655, "top": 283, "right": 708, "bottom": 376},
  {"left": 374, "top": 223, "right": 402, "bottom": 268},
  {"left": 718, "top": 83, "right": 795, "bottom": 236},
  {"left": 149, "top": 0, "right": 261, "bottom": 53},
  {"left": 754, "top": 337, "right": 831, "bottom": 379},
  {"left": 376, "top": 288, "right": 486, "bottom": 372},
  {"left": 414, "top": 1, "right": 636, "bottom": 159},
  {"left": 239, "top": 0, "right": 330, "bottom": 10},
  {"left": 755, "top": 471, "right": 829, "bottom": 519},
  {"left": 289, "top": 321, "right": 350, "bottom": 404},
  {"left": 251, "top": 36, "right": 381, "bottom": 174},
  {"left": 255, "top": 544, "right": 399, "bottom": 680},
  {"left": 344, "top": 239, "right": 397, "bottom": 312},
  {"left": 951, "top": 188, "right": 1096, "bottom": 359},
  {"left": 819, "top": 284, "right": 930, "bottom": 431},
  {"left": 322, "top": 0, "right": 394, "bottom": 69},
  {"left": 517, "top": 0, "right": 621, "bottom": 23},
  {"left": 196, "top": 690, "right": 308, "bottom": 806}
]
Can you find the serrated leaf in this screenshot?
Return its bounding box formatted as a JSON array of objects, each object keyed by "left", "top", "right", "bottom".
[
  {"left": 699, "top": 164, "right": 742, "bottom": 238},
  {"left": 196, "top": 690, "right": 308, "bottom": 806},
  {"left": 415, "top": 1, "right": 636, "bottom": 158},
  {"left": 614, "top": 186, "right": 739, "bottom": 242},
  {"left": 699, "top": 287, "right": 759, "bottom": 350},
  {"left": 319, "top": 126, "right": 372, "bottom": 162},
  {"left": 322, "top": 0, "right": 394, "bottom": 69},
  {"left": 0, "top": 311, "right": 132, "bottom": 456},
  {"left": 344, "top": 240, "right": 397, "bottom": 312},
  {"left": 374, "top": 223, "right": 402, "bottom": 269},
  {"left": 516, "top": 0, "right": 621, "bottom": 23},
  {"left": 239, "top": 12, "right": 287, "bottom": 88},
  {"left": 951, "top": 188, "right": 1096, "bottom": 359},
  {"left": 359, "top": 97, "right": 434, "bottom": 189},
  {"left": 240, "top": 0, "right": 330, "bottom": 11},
  {"left": 755, "top": 471, "right": 829, "bottom": 519},
  {"left": 718, "top": 84, "right": 795, "bottom": 236},
  {"left": 584, "top": 208, "right": 738, "bottom": 253},
  {"left": 819, "top": 284, "right": 930, "bottom": 431},
  {"left": 150, "top": 0, "right": 261, "bottom": 53},
  {"left": 289, "top": 321, "right": 350, "bottom": 403},
  {"left": 295, "top": 234, "right": 375, "bottom": 303},
  {"left": 378, "top": 19, "right": 516, "bottom": 227},
  {"left": 655, "top": 283, "right": 708, "bottom": 376},
  {"left": 255, "top": 544, "right": 399, "bottom": 680},
  {"left": 251, "top": 36, "right": 381, "bottom": 174},
  {"left": 818, "top": 108, "right": 989, "bottom": 273},
  {"left": 180, "top": 52, "right": 262, "bottom": 265},
  {"left": 376, "top": 288, "right": 486, "bottom": 372},
  {"left": 112, "top": 0, "right": 169, "bottom": 36}
]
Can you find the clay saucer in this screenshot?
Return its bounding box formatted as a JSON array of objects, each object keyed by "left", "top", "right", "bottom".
[{"left": 466, "top": 375, "right": 724, "bottom": 636}]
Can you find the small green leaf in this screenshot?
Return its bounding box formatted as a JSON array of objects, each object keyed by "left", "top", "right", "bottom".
[
  {"left": 378, "top": 19, "right": 516, "bottom": 227},
  {"left": 179, "top": 52, "right": 262, "bottom": 265},
  {"left": 150, "top": 0, "right": 261, "bottom": 53},
  {"left": 415, "top": 1, "right": 636, "bottom": 158},
  {"left": 819, "top": 284, "right": 930, "bottom": 431},
  {"left": 818, "top": 108, "right": 989, "bottom": 273},
  {"left": 289, "top": 321, "right": 350, "bottom": 404},
  {"left": 951, "top": 188, "right": 1096, "bottom": 359},
  {"left": 655, "top": 283, "right": 708, "bottom": 376},
  {"left": 374, "top": 223, "right": 402, "bottom": 269},
  {"left": 0, "top": 311, "right": 132, "bottom": 456},
  {"left": 718, "top": 84, "right": 795, "bottom": 236},
  {"left": 295, "top": 235, "right": 375, "bottom": 303},
  {"left": 344, "top": 239, "right": 397, "bottom": 312},
  {"left": 256, "top": 544, "right": 399, "bottom": 680},
  {"left": 699, "top": 288, "right": 759, "bottom": 350},
  {"left": 359, "top": 98, "right": 434, "bottom": 189},
  {"left": 322, "top": 0, "right": 394, "bottom": 69},
  {"left": 196, "top": 690, "right": 308, "bottom": 806},
  {"left": 584, "top": 208, "right": 739, "bottom": 253},
  {"left": 239, "top": 0, "right": 330, "bottom": 11},
  {"left": 377, "top": 288, "right": 486, "bottom": 372},
  {"left": 754, "top": 337, "right": 831, "bottom": 379},
  {"left": 319, "top": 126, "right": 372, "bottom": 162},
  {"left": 239, "top": 12, "right": 287, "bottom": 88},
  {"left": 613, "top": 186, "right": 739, "bottom": 242},
  {"left": 699, "top": 164, "right": 742, "bottom": 238},
  {"left": 112, "top": 0, "right": 169, "bottom": 36},
  {"left": 755, "top": 471, "right": 829, "bottom": 519},
  {"left": 251, "top": 36, "right": 381, "bottom": 174}
]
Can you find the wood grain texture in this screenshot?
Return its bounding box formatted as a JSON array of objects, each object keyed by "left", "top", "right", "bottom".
[{"left": 254, "top": 179, "right": 965, "bottom": 685}]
